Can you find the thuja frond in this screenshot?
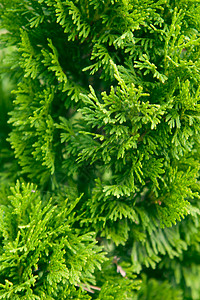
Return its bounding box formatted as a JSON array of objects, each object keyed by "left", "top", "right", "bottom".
[
  {"left": 0, "top": 0, "right": 200, "bottom": 298},
  {"left": 0, "top": 181, "right": 106, "bottom": 299}
]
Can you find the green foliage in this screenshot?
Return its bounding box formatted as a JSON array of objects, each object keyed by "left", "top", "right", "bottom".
[
  {"left": 0, "top": 181, "right": 106, "bottom": 299},
  {"left": 0, "top": 0, "right": 200, "bottom": 298},
  {"left": 135, "top": 274, "right": 183, "bottom": 300}
]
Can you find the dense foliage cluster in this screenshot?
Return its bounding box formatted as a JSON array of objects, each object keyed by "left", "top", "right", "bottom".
[{"left": 0, "top": 0, "right": 200, "bottom": 299}]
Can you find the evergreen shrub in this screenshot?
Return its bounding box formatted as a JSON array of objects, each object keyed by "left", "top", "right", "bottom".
[{"left": 0, "top": 0, "right": 200, "bottom": 299}]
